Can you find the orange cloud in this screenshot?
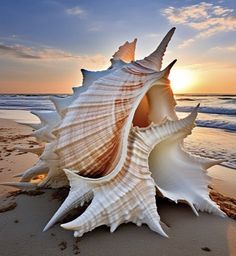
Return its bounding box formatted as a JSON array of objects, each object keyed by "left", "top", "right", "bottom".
[
  {"left": 0, "top": 43, "right": 107, "bottom": 66},
  {"left": 0, "top": 43, "right": 78, "bottom": 59},
  {"left": 0, "top": 43, "right": 109, "bottom": 93},
  {"left": 211, "top": 44, "right": 236, "bottom": 52}
]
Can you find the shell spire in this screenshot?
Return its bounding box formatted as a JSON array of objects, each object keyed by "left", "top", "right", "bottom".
[
  {"left": 112, "top": 38, "right": 137, "bottom": 63},
  {"left": 137, "top": 27, "right": 176, "bottom": 71},
  {"left": 50, "top": 38, "right": 137, "bottom": 117},
  {"left": 162, "top": 59, "right": 177, "bottom": 78}
]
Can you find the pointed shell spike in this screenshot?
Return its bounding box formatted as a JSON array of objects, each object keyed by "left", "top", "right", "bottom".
[
  {"left": 49, "top": 96, "right": 72, "bottom": 116},
  {"left": 162, "top": 59, "right": 177, "bottom": 78},
  {"left": 0, "top": 182, "right": 38, "bottom": 190},
  {"left": 137, "top": 27, "right": 176, "bottom": 71},
  {"left": 148, "top": 105, "right": 224, "bottom": 217},
  {"left": 27, "top": 123, "right": 42, "bottom": 130},
  {"left": 202, "top": 159, "right": 224, "bottom": 170},
  {"left": 112, "top": 38, "right": 137, "bottom": 63},
  {"left": 15, "top": 145, "right": 45, "bottom": 156},
  {"left": 20, "top": 163, "right": 49, "bottom": 182},
  {"left": 31, "top": 111, "right": 58, "bottom": 125},
  {"left": 13, "top": 173, "right": 24, "bottom": 178},
  {"left": 43, "top": 169, "right": 93, "bottom": 231},
  {"left": 50, "top": 37, "right": 138, "bottom": 117}
]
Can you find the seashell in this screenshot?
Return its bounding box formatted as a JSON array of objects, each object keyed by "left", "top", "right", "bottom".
[
  {"left": 14, "top": 38, "right": 138, "bottom": 186},
  {"left": 3, "top": 28, "right": 226, "bottom": 238},
  {"left": 14, "top": 28, "right": 178, "bottom": 187},
  {"left": 40, "top": 28, "right": 177, "bottom": 187},
  {"left": 31, "top": 111, "right": 61, "bottom": 142},
  {"left": 14, "top": 145, "right": 44, "bottom": 156},
  {"left": 112, "top": 38, "right": 137, "bottom": 63},
  {"left": 44, "top": 107, "right": 224, "bottom": 237},
  {"left": 50, "top": 38, "right": 137, "bottom": 117}
]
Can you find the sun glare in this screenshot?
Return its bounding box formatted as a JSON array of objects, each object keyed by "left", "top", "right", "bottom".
[{"left": 169, "top": 69, "right": 194, "bottom": 93}]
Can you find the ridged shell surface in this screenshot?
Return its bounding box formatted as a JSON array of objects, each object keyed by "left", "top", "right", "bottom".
[
  {"left": 14, "top": 28, "right": 177, "bottom": 187},
  {"left": 44, "top": 108, "right": 224, "bottom": 237},
  {"left": 2, "top": 28, "right": 225, "bottom": 239}
]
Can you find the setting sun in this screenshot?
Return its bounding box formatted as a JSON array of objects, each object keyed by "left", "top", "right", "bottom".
[{"left": 169, "top": 69, "right": 194, "bottom": 93}]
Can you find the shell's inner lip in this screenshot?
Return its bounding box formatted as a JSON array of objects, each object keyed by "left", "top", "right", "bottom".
[
  {"left": 132, "top": 78, "right": 173, "bottom": 128},
  {"left": 132, "top": 93, "right": 150, "bottom": 128}
]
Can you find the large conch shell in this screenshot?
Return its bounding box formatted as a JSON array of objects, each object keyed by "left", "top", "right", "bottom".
[
  {"left": 12, "top": 29, "right": 178, "bottom": 187},
  {"left": 44, "top": 107, "right": 224, "bottom": 237},
  {"left": 4, "top": 28, "right": 225, "bottom": 237}
]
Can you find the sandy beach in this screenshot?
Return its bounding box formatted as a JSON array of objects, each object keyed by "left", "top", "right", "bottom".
[{"left": 0, "top": 118, "right": 236, "bottom": 256}]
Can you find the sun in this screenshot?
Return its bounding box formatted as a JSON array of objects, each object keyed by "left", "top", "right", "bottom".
[{"left": 169, "top": 69, "right": 194, "bottom": 93}]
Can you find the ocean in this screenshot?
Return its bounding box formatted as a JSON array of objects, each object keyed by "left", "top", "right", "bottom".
[{"left": 0, "top": 94, "right": 235, "bottom": 169}]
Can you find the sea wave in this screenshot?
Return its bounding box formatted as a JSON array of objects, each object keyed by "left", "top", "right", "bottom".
[
  {"left": 0, "top": 102, "right": 54, "bottom": 111},
  {"left": 218, "top": 97, "right": 236, "bottom": 101},
  {"left": 0, "top": 96, "right": 54, "bottom": 111},
  {"left": 176, "top": 106, "right": 236, "bottom": 116},
  {"left": 196, "top": 119, "right": 236, "bottom": 132},
  {"left": 0, "top": 94, "right": 235, "bottom": 169},
  {"left": 176, "top": 98, "right": 196, "bottom": 101}
]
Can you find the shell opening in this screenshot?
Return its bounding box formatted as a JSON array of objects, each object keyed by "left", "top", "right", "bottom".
[
  {"left": 132, "top": 78, "right": 176, "bottom": 128},
  {"left": 133, "top": 94, "right": 150, "bottom": 127}
]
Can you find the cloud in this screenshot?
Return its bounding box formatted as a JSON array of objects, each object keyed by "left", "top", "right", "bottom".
[
  {"left": 211, "top": 44, "right": 236, "bottom": 52},
  {"left": 0, "top": 43, "right": 107, "bottom": 66},
  {"left": 0, "top": 43, "right": 78, "bottom": 60},
  {"left": 178, "top": 38, "right": 195, "bottom": 48},
  {"left": 162, "top": 2, "right": 236, "bottom": 47},
  {"left": 163, "top": 3, "right": 212, "bottom": 23},
  {"left": 145, "top": 33, "right": 161, "bottom": 38},
  {"left": 183, "top": 61, "right": 235, "bottom": 71},
  {"left": 0, "top": 44, "right": 41, "bottom": 59},
  {"left": 66, "top": 6, "right": 86, "bottom": 17}
]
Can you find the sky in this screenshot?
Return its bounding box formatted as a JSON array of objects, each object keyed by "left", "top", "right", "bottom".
[{"left": 0, "top": 0, "right": 235, "bottom": 94}]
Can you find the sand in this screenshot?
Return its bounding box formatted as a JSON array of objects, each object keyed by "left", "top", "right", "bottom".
[{"left": 0, "top": 118, "right": 236, "bottom": 256}]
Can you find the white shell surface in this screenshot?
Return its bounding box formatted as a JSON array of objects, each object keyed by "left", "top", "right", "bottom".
[
  {"left": 15, "top": 38, "right": 139, "bottom": 186},
  {"left": 45, "top": 108, "right": 224, "bottom": 237},
  {"left": 3, "top": 28, "right": 226, "bottom": 239},
  {"left": 49, "top": 29, "right": 177, "bottom": 183},
  {"left": 22, "top": 28, "right": 176, "bottom": 187}
]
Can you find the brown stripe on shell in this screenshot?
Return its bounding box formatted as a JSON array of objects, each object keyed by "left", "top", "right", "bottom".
[{"left": 52, "top": 66, "right": 158, "bottom": 177}]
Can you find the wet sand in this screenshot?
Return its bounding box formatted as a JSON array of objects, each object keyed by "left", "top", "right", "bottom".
[{"left": 0, "top": 118, "right": 236, "bottom": 256}]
